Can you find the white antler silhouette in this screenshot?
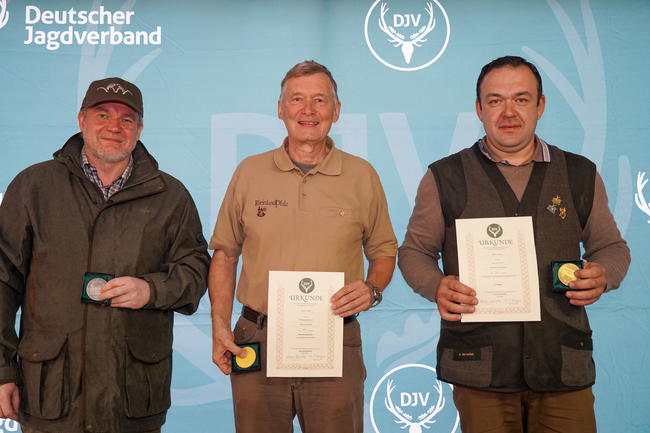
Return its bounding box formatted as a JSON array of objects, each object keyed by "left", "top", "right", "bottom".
[
  {"left": 635, "top": 172, "right": 650, "bottom": 223},
  {"left": 0, "top": 0, "right": 9, "bottom": 29},
  {"left": 385, "top": 380, "right": 413, "bottom": 430},
  {"left": 415, "top": 380, "right": 445, "bottom": 429},
  {"left": 378, "top": 2, "right": 436, "bottom": 64},
  {"left": 378, "top": 5, "right": 406, "bottom": 46},
  {"left": 384, "top": 379, "right": 446, "bottom": 433},
  {"left": 409, "top": 3, "right": 436, "bottom": 44}
]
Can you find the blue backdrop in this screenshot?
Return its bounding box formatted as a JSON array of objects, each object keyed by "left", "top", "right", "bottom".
[{"left": 0, "top": 0, "right": 648, "bottom": 432}]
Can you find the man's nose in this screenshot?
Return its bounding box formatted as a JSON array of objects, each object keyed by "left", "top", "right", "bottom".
[
  {"left": 301, "top": 100, "right": 315, "bottom": 114},
  {"left": 503, "top": 100, "right": 515, "bottom": 116},
  {"left": 107, "top": 116, "right": 121, "bottom": 130}
]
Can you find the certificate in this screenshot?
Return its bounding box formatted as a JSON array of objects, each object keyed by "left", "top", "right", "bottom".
[
  {"left": 267, "top": 270, "right": 343, "bottom": 377},
  {"left": 456, "top": 216, "right": 540, "bottom": 322}
]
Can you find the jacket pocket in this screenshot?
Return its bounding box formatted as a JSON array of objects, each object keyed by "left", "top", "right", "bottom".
[
  {"left": 123, "top": 335, "right": 172, "bottom": 418},
  {"left": 18, "top": 331, "right": 69, "bottom": 420}
]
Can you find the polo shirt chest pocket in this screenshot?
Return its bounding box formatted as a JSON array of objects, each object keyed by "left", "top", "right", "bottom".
[
  {"left": 318, "top": 207, "right": 361, "bottom": 238},
  {"left": 319, "top": 207, "right": 359, "bottom": 221}
]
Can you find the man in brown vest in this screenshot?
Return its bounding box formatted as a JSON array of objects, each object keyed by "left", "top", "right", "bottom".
[{"left": 399, "top": 56, "right": 629, "bottom": 433}]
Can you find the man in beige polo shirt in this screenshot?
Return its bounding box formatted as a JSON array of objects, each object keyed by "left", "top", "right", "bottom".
[{"left": 208, "top": 61, "right": 397, "bottom": 432}]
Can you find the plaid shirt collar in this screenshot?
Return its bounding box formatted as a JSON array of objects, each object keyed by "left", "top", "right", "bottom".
[
  {"left": 80, "top": 148, "right": 134, "bottom": 201},
  {"left": 478, "top": 136, "right": 551, "bottom": 165}
]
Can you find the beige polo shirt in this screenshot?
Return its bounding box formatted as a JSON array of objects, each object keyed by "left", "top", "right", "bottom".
[{"left": 210, "top": 138, "right": 398, "bottom": 314}]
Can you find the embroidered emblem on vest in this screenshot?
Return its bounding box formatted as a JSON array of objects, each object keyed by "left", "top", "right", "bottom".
[
  {"left": 546, "top": 194, "right": 567, "bottom": 219},
  {"left": 257, "top": 206, "right": 266, "bottom": 217}
]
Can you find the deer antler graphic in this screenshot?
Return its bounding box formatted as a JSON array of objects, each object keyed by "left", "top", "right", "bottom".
[
  {"left": 0, "top": 0, "right": 9, "bottom": 29},
  {"left": 634, "top": 172, "right": 650, "bottom": 223},
  {"left": 385, "top": 380, "right": 413, "bottom": 430},
  {"left": 414, "top": 380, "right": 445, "bottom": 429},
  {"left": 384, "top": 379, "right": 446, "bottom": 433},
  {"left": 378, "top": 2, "right": 436, "bottom": 64}
]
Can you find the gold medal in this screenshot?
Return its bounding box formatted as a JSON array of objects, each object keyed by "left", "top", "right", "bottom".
[
  {"left": 235, "top": 346, "right": 257, "bottom": 369},
  {"left": 558, "top": 263, "right": 579, "bottom": 286}
]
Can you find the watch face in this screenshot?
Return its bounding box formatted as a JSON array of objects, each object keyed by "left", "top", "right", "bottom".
[
  {"left": 371, "top": 286, "right": 382, "bottom": 306},
  {"left": 367, "top": 282, "right": 382, "bottom": 307}
]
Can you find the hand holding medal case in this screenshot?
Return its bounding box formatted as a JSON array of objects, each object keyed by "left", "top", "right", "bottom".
[{"left": 231, "top": 342, "right": 261, "bottom": 373}]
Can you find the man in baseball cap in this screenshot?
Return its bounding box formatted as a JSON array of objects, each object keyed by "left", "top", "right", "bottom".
[{"left": 0, "top": 77, "right": 209, "bottom": 433}]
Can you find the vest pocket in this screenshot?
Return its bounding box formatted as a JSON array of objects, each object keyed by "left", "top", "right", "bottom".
[
  {"left": 440, "top": 346, "right": 492, "bottom": 388},
  {"left": 18, "top": 331, "right": 69, "bottom": 419},
  {"left": 560, "top": 330, "right": 594, "bottom": 387},
  {"left": 123, "top": 336, "right": 172, "bottom": 418}
]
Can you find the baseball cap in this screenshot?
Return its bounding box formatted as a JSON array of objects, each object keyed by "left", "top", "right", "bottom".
[{"left": 80, "top": 77, "right": 143, "bottom": 117}]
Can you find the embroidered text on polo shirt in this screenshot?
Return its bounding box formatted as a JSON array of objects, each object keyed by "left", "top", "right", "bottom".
[{"left": 255, "top": 199, "right": 289, "bottom": 207}]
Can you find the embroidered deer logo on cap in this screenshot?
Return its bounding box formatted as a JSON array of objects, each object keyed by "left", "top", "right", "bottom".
[{"left": 97, "top": 83, "right": 133, "bottom": 95}]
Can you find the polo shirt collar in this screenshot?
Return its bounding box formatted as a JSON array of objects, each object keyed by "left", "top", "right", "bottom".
[
  {"left": 478, "top": 135, "right": 551, "bottom": 165},
  {"left": 273, "top": 136, "right": 342, "bottom": 175}
]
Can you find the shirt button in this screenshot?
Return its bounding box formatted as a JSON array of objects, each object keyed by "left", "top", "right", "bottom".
[
  {"left": 302, "top": 178, "right": 307, "bottom": 184},
  {"left": 302, "top": 193, "right": 307, "bottom": 198},
  {"left": 339, "top": 210, "right": 345, "bottom": 216}
]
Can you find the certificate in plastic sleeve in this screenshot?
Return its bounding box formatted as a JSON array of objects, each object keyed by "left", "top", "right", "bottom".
[
  {"left": 267, "top": 271, "right": 344, "bottom": 377},
  {"left": 456, "top": 216, "right": 541, "bottom": 323}
]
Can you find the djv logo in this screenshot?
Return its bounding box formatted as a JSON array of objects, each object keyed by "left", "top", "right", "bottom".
[
  {"left": 370, "top": 363, "right": 459, "bottom": 433},
  {"left": 0, "top": 0, "right": 9, "bottom": 30},
  {"left": 365, "top": 0, "right": 450, "bottom": 72}
]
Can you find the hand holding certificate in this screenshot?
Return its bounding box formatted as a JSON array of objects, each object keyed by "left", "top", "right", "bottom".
[
  {"left": 456, "top": 216, "right": 541, "bottom": 322},
  {"left": 267, "top": 271, "right": 344, "bottom": 377}
]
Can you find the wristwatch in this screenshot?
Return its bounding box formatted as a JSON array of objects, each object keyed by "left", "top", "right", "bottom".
[{"left": 366, "top": 281, "right": 382, "bottom": 307}]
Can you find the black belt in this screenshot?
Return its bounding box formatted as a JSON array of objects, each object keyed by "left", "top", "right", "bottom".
[{"left": 242, "top": 305, "right": 357, "bottom": 325}]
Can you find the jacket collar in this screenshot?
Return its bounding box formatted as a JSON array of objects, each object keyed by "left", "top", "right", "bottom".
[
  {"left": 273, "top": 136, "right": 342, "bottom": 176},
  {"left": 54, "top": 133, "right": 166, "bottom": 200},
  {"left": 55, "top": 132, "right": 161, "bottom": 185}
]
